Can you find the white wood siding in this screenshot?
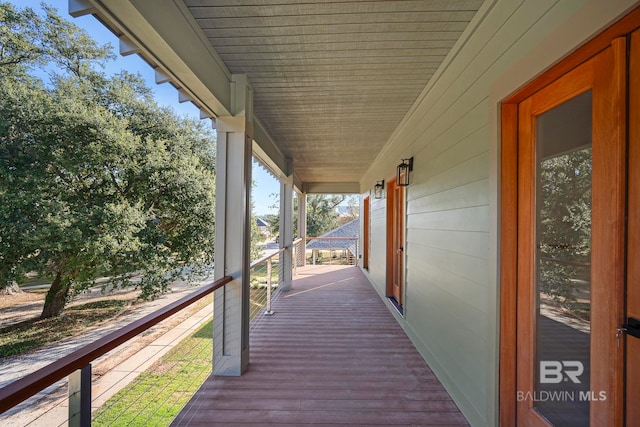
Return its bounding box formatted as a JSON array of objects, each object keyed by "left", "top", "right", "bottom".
[{"left": 360, "top": 0, "right": 638, "bottom": 425}]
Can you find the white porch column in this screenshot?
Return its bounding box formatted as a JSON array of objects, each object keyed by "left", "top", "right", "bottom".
[
  {"left": 213, "top": 75, "right": 253, "bottom": 376},
  {"left": 279, "top": 176, "right": 294, "bottom": 291},
  {"left": 297, "top": 192, "right": 307, "bottom": 267}
]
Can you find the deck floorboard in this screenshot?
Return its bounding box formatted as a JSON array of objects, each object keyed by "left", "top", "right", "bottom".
[{"left": 172, "top": 265, "right": 469, "bottom": 426}]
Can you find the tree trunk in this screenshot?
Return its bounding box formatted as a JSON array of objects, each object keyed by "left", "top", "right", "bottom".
[{"left": 40, "top": 271, "right": 70, "bottom": 319}]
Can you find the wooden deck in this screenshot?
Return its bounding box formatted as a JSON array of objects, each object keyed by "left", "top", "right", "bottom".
[{"left": 171, "top": 265, "right": 469, "bottom": 427}]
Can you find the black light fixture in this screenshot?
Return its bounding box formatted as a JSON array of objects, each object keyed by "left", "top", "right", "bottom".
[
  {"left": 374, "top": 180, "right": 385, "bottom": 199},
  {"left": 397, "top": 157, "right": 413, "bottom": 186}
]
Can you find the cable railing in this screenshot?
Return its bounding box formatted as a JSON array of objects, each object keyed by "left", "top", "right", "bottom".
[
  {"left": 249, "top": 238, "right": 302, "bottom": 322},
  {"left": 0, "top": 241, "right": 304, "bottom": 426},
  {"left": 0, "top": 276, "right": 231, "bottom": 426},
  {"left": 91, "top": 300, "right": 216, "bottom": 426},
  {"left": 294, "top": 238, "right": 305, "bottom": 267},
  {"left": 249, "top": 248, "right": 283, "bottom": 319},
  {"left": 305, "top": 237, "right": 358, "bottom": 265}
]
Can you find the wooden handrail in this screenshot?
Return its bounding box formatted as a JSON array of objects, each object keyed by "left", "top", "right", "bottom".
[{"left": 0, "top": 275, "right": 232, "bottom": 414}]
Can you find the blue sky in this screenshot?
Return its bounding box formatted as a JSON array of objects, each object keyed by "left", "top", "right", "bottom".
[{"left": 13, "top": 0, "right": 280, "bottom": 216}]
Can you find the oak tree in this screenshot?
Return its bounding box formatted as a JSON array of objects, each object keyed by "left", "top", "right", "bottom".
[{"left": 0, "top": 3, "right": 216, "bottom": 318}]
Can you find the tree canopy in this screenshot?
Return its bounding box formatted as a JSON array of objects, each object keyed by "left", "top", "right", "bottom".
[
  {"left": 0, "top": 2, "right": 217, "bottom": 318},
  {"left": 265, "top": 193, "right": 357, "bottom": 238},
  {"left": 306, "top": 194, "right": 348, "bottom": 237}
]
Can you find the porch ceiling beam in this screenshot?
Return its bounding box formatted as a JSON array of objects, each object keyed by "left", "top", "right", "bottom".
[
  {"left": 78, "top": 0, "right": 233, "bottom": 118},
  {"left": 292, "top": 173, "right": 303, "bottom": 194},
  {"left": 303, "top": 182, "right": 360, "bottom": 194}
]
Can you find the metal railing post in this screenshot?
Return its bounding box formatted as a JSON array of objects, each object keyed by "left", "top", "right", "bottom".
[
  {"left": 265, "top": 258, "right": 274, "bottom": 315},
  {"left": 329, "top": 241, "right": 332, "bottom": 265},
  {"left": 69, "top": 364, "right": 91, "bottom": 427}
]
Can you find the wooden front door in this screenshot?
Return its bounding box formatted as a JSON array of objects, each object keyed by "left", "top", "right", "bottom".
[
  {"left": 500, "top": 25, "right": 640, "bottom": 425},
  {"left": 500, "top": 10, "right": 640, "bottom": 427},
  {"left": 515, "top": 37, "right": 626, "bottom": 426},
  {"left": 626, "top": 28, "right": 640, "bottom": 427},
  {"left": 387, "top": 178, "right": 404, "bottom": 309}
]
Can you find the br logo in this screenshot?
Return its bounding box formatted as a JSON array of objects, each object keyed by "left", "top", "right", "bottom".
[{"left": 540, "top": 361, "right": 584, "bottom": 384}]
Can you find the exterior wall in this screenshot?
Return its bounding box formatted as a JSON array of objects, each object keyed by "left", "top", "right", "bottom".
[
  {"left": 360, "top": 0, "right": 638, "bottom": 425},
  {"left": 367, "top": 194, "right": 387, "bottom": 289}
]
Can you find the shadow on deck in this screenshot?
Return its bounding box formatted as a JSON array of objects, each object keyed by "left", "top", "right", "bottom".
[{"left": 172, "top": 265, "right": 469, "bottom": 426}]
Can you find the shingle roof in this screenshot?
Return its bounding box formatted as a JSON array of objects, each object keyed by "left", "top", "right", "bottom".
[{"left": 307, "top": 218, "right": 359, "bottom": 256}]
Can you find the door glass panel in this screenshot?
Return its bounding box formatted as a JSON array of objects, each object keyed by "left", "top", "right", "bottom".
[{"left": 535, "top": 90, "right": 592, "bottom": 427}]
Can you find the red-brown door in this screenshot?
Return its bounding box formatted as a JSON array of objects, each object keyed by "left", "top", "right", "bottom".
[
  {"left": 501, "top": 10, "right": 640, "bottom": 427},
  {"left": 387, "top": 178, "right": 404, "bottom": 308},
  {"left": 626, "top": 28, "right": 640, "bottom": 427},
  {"left": 515, "top": 38, "right": 626, "bottom": 427}
]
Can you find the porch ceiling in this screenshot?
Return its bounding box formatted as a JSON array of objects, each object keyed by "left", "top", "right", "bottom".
[
  {"left": 184, "top": 0, "right": 483, "bottom": 184},
  {"left": 75, "top": 0, "right": 484, "bottom": 187}
]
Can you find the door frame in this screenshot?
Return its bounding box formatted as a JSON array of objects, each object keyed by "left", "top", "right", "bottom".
[
  {"left": 386, "top": 177, "right": 405, "bottom": 311},
  {"left": 499, "top": 8, "right": 640, "bottom": 426},
  {"left": 363, "top": 196, "right": 370, "bottom": 270}
]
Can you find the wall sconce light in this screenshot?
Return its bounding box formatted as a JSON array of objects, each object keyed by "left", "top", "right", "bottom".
[
  {"left": 397, "top": 157, "right": 413, "bottom": 186},
  {"left": 374, "top": 180, "right": 385, "bottom": 199}
]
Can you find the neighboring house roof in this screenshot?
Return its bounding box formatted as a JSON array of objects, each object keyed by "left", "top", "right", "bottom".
[
  {"left": 307, "top": 218, "right": 359, "bottom": 255},
  {"left": 335, "top": 206, "right": 350, "bottom": 216},
  {"left": 256, "top": 218, "right": 270, "bottom": 227}
]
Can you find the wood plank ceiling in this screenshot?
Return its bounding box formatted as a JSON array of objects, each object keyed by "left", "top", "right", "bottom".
[{"left": 184, "top": 0, "right": 484, "bottom": 184}]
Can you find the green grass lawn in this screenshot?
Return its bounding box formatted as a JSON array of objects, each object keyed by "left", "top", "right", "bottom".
[
  {"left": 92, "top": 287, "right": 270, "bottom": 426},
  {"left": 92, "top": 317, "right": 214, "bottom": 427}
]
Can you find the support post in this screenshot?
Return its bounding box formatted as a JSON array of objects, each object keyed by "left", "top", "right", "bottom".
[
  {"left": 279, "top": 176, "right": 294, "bottom": 291},
  {"left": 69, "top": 365, "right": 91, "bottom": 427},
  {"left": 213, "top": 75, "right": 253, "bottom": 376},
  {"left": 297, "top": 193, "right": 307, "bottom": 267}
]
